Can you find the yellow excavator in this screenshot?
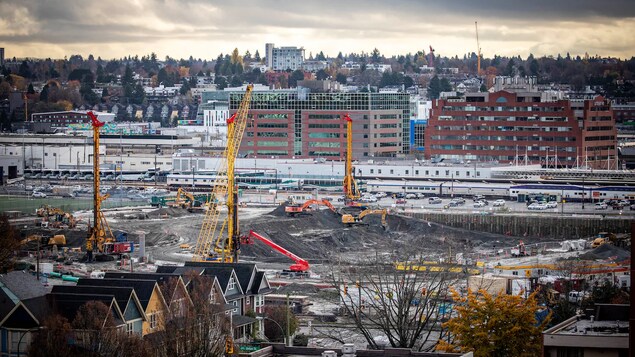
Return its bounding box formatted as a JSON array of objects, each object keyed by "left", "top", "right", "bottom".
[
  {"left": 20, "top": 234, "right": 67, "bottom": 247},
  {"left": 342, "top": 208, "right": 388, "bottom": 228}
]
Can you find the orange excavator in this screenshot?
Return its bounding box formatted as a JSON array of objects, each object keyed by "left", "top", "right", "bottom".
[
  {"left": 284, "top": 198, "right": 336, "bottom": 216},
  {"left": 241, "top": 230, "right": 310, "bottom": 277}
]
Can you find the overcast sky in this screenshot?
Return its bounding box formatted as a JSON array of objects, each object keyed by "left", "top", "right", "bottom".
[{"left": 3, "top": 0, "right": 635, "bottom": 60}]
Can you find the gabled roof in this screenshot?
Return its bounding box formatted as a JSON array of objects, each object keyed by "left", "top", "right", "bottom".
[
  {"left": 156, "top": 266, "right": 205, "bottom": 284},
  {"left": 252, "top": 271, "right": 274, "bottom": 295},
  {"left": 46, "top": 293, "right": 125, "bottom": 326},
  {"left": 184, "top": 262, "right": 258, "bottom": 293},
  {"left": 51, "top": 285, "right": 146, "bottom": 321},
  {"left": 76, "top": 278, "right": 165, "bottom": 311},
  {"left": 100, "top": 273, "right": 183, "bottom": 307},
  {"left": 0, "top": 271, "right": 48, "bottom": 301}
]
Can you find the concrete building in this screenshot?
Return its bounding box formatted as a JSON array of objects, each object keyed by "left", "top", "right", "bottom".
[
  {"left": 425, "top": 90, "right": 618, "bottom": 169},
  {"left": 301, "top": 60, "right": 328, "bottom": 72},
  {"left": 0, "top": 48, "right": 4, "bottom": 66},
  {"left": 543, "top": 304, "right": 629, "bottom": 357},
  {"left": 265, "top": 43, "right": 305, "bottom": 71},
  {"left": 228, "top": 90, "right": 411, "bottom": 158}
]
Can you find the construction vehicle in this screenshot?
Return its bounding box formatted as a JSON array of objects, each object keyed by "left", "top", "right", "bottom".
[
  {"left": 341, "top": 208, "right": 388, "bottom": 229},
  {"left": 240, "top": 230, "right": 310, "bottom": 277},
  {"left": 36, "top": 205, "right": 78, "bottom": 228},
  {"left": 285, "top": 198, "right": 336, "bottom": 216},
  {"left": 20, "top": 234, "right": 67, "bottom": 247},
  {"left": 510, "top": 241, "right": 528, "bottom": 257},
  {"left": 475, "top": 21, "right": 482, "bottom": 76},
  {"left": 591, "top": 232, "right": 629, "bottom": 249},
  {"left": 193, "top": 85, "right": 253, "bottom": 263},
  {"left": 85, "top": 112, "right": 132, "bottom": 261},
  {"left": 165, "top": 188, "right": 212, "bottom": 211},
  {"left": 342, "top": 114, "right": 361, "bottom": 205}
]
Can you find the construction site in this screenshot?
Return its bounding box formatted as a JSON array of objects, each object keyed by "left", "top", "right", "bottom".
[{"left": 6, "top": 86, "right": 633, "bottom": 352}]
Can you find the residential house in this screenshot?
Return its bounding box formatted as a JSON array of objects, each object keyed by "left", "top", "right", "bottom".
[
  {"left": 78, "top": 277, "right": 177, "bottom": 335},
  {"left": 0, "top": 271, "right": 49, "bottom": 357},
  {"left": 51, "top": 285, "right": 146, "bottom": 336}
]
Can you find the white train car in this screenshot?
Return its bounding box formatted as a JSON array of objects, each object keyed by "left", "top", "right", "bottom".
[
  {"left": 365, "top": 180, "right": 510, "bottom": 198},
  {"left": 509, "top": 184, "right": 635, "bottom": 202}
]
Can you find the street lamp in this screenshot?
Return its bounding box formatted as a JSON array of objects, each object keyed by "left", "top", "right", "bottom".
[
  {"left": 191, "top": 164, "right": 195, "bottom": 191},
  {"left": 581, "top": 175, "right": 585, "bottom": 209},
  {"left": 255, "top": 316, "right": 286, "bottom": 345}
]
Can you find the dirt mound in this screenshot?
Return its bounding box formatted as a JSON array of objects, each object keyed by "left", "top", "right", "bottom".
[
  {"left": 578, "top": 244, "right": 630, "bottom": 261},
  {"left": 147, "top": 207, "right": 190, "bottom": 218},
  {"left": 268, "top": 204, "right": 289, "bottom": 217},
  {"left": 277, "top": 283, "right": 320, "bottom": 295}
]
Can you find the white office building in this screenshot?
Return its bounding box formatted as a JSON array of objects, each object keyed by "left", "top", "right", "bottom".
[{"left": 265, "top": 43, "right": 305, "bottom": 71}]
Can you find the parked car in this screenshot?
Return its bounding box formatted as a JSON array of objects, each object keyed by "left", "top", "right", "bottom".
[
  {"left": 527, "top": 202, "right": 546, "bottom": 210},
  {"left": 630, "top": 204, "right": 635, "bottom": 211},
  {"left": 594, "top": 202, "right": 608, "bottom": 210},
  {"left": 396, "top": 198, "right": 407, "bottom": 204},
  {"left": 545, "top": 201, "right": 558, "bottom": 208},
  {"left": 405, "top": 193, "right": 417, "bottom": 199},
  {"left": 428, "top": 197, "right": 442, "bottom": 204},
  {"left": 455, "top": 197, "right": 465, "bottom": 205},
  {"left": 448, "top": 200, "right": 459, "bottom": 207},
  {"left": 32, "top": 191, "right": 47, "bottom": 198},
  {"left": 472, "top": 195, "right": 486, "bottom": 202},
  {"left": 493, "top": 199, "right": 506, "bottom": 207}
]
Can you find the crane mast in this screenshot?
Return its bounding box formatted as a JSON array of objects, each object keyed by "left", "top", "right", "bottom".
[
  {"left": 193, "top": 85, "right": 253, "bottom": 263},
  {"left": 342, "top": 114, "right": 360, "bottom": 203},
  {"left": 475, "top": 21, "right": 482, "bottom": 76},
  {"left": 86, "top": 112, "right": 115, "bottom": 261}
]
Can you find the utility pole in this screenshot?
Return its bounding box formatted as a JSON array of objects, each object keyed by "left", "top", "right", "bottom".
[{"left": 286, "top": 293, "right": 291, "bottom": 346}]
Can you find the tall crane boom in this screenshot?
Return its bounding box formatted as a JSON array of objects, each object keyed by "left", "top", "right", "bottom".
[
  {"left": 86, "top": 111, "right": 115, "bottom": 260},
  {"left": 475, "top": 21, "right": 482, "bottom": 76},
  {"left": 193, "top": 85, "right": 253, "bottom": 263},
  {"left": 342, "top": 114, "right": 360, "bottom": 203},
  {"left": 242, "top": 230, "right": 309, "bottom": 272}
]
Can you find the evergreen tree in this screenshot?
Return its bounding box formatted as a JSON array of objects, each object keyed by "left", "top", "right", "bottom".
[
  {"left": 27, "top": 83, "right": 35, "bottom": 94},
  {"left": 122, "top": 65, "right": 134, "bottom": 86},
  {"left": 40, "top": 85, "right": 49, "bottom": 102},
  {"left": 335, "top": 73, "right": 347, "bottom": 85},
  {"left": 254, "top": 50, "right": 261, "bottom": 62},
  {"left": 428, "top": 75, "right": 441, "bottom": 99},
  {"left": 316, "top": 69, "right": 329, "bottom": 80}
]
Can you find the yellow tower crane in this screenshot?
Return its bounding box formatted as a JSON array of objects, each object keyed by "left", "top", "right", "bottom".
[
  {"left": 193, "top": 85, "right": 253, "bottom": 262},
  {"left": 342, "top": 114, "right": 360, "bottom": 204},
  {"left": 475, "top": 21, "right": 482, "bottom": 76},
  {"left": 86, "top": 112, "right": 115, "bottom": 261}
]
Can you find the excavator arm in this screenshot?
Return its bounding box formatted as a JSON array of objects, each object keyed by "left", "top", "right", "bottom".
[
  {"left": 243, "top": 230, "right": 310, "bottom": 272},
  {"left": 342, "top": 114, "right": 360, "bottom": 204},
  {"left": 285, "top": 198, "right": 337, "bottom": 215}
]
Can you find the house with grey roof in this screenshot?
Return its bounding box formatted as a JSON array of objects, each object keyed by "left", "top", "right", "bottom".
[
  {"left": 0, "top": 271, "right": 49, "bottom": 356},
  {"left": 50, "top": 285, "right": 146, "bottom": 336}
]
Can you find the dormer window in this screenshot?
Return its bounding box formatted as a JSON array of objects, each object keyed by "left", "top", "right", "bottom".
[{"left": 228, "top": 277, "right": 236, "bottom": 291}]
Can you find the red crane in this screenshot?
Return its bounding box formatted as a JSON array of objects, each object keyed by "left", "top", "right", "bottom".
[
  {"left": 241, "top": 230, "right": 310, "bottom": 273},
  {"left": 428, "top": 46, "right": 435, "bottom": 67}
]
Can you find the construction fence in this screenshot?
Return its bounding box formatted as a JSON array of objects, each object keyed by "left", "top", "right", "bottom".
[{"left": 400, "top": 211, "right": 632, "bottom": 240}]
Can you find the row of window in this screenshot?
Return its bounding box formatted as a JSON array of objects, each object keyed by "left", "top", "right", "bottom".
[
  {"left": 440, "top": 106, "right": 567, "bottom": 112},
  {"left": 430, "top": 135, "right": 576, "bottom": 142},
  {"left": 431, "top": 144, "right": 577, "bottom": 152},
  {"left": 433, "top": 125, "right": 573, "bottom": 132},
  {"left": 437, "top": 115, "right": 570, "bottom": 122}
]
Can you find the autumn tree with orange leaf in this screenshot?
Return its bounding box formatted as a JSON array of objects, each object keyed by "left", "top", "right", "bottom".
[{"left": 437, "top": 289, "right": 550, "bottom": 357}]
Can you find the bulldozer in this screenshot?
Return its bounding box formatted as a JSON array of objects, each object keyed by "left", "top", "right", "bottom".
[
  {"left": 20, "top": 234, "right": 67, "bottom": 248},
  {"left": 591, "top": 232, "right": 629, "bottom": 249}
]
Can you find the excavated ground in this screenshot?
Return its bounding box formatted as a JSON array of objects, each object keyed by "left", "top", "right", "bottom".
[{"left": 20, "top": 204, "right": 548, "bottom": 265}]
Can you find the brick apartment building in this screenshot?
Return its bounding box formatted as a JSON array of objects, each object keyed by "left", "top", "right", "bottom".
[
  {"left": 229, "top": 91, "right": 411, "bottom": 159},
  {"left": 425, "top": 91, "right": 617, "bottom": 169}
]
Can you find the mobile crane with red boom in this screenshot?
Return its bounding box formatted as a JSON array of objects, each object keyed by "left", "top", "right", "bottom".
[{"left": 241, "top": 230, "right": 310, "bottom": 277}]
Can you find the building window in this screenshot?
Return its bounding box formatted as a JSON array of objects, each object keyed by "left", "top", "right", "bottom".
[
  {"left": 370, "top": 169, "right": 374, "bottom": 174},
  {"left": 232, "top": 300, "right": 239, "bottom": 313},
  {"left": 228, "top": 277, "right": 236, "bottom": 291},
  {"left": 126, "top": 322, "right": 134, "bottom": 335},
  {"left": 149, "top": 313, "right": 157, "bottom": 330},
  {"left": 378, "top": 169, "right": 382, "bottom": 174}
]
